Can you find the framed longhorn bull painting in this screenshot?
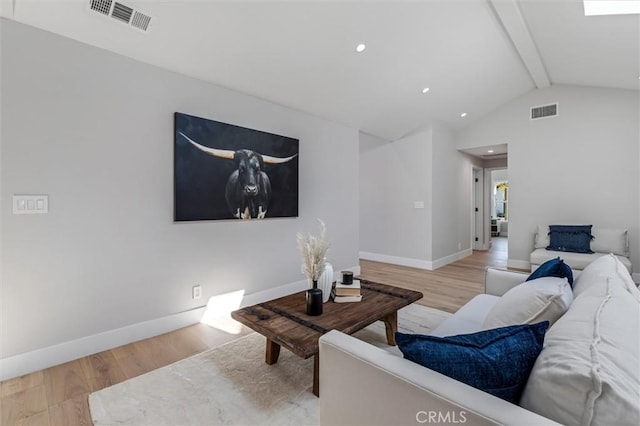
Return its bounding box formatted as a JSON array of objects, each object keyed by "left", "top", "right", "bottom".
[{"left": 174, "top": 112, "right": 299, "bottom": 221}]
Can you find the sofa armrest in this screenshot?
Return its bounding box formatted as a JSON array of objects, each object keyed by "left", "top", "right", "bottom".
[
  {"left": 319, "top": 330, "right": 559, "bottom": 426},
  {"left": 484, "top": 267, "right": 528, "bottom": 296}
]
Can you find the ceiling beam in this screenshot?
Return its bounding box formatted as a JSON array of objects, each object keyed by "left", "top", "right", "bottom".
[{"left": 490, "top": 0, "right": 551, "bottom": 88}]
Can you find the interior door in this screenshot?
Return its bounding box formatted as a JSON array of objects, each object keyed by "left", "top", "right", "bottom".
[{"left": 472, "top": 167, "right": 483, "bottom": 250}]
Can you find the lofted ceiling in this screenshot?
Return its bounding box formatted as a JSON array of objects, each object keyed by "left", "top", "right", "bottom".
[{"left": 1, "top": 0, "right": 638, "bottom": 143}]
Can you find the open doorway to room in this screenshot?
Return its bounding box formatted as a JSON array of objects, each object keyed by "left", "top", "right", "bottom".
[
  {"left": 461, "top": 144, "right": 508, "bottom": 263},
  {"left": 489, "top": 168, "right": 508, "bottom": 258}
]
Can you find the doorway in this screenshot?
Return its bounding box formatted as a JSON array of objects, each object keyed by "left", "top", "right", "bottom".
[
  {"left": 461, "top": 144, "right": 508, "bottom": 254},
  {"left": 489, "top": 168, "right": 508, "bottom": 251}
]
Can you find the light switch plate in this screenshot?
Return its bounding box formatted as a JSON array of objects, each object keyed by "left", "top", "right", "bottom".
[
  {"left": 192, "top": 285, "right": 202, "bottom": 300},
  {"left": 13, "top": 195, "right": 48, "bottom": 214}
]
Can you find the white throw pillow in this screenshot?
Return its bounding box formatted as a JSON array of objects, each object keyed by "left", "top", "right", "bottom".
[
  {"left": 591, "top": 228, "right": 628, "bottom": 256},
  {"left": 534, "top": 225, "right": 550, "bottom": 249},
  {"left": 483, "top": 277, "right": 573, "bottom": 329},
  {"left": 520, "top": 277, "right": 640, "bottom": 426}
]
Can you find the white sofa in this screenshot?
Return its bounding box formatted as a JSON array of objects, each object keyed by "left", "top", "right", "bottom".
[
  {"left": 530, "top": 225, "right": 632, "bottom": 273},
  {"left": 319, "top": 254, "right": 640, "bottom": 426}
]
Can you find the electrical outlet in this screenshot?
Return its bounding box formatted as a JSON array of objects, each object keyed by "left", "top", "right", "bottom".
[
  {"left": 192, "top": 285, "right": 202, "bottom": 300},
  {"left": 457, "top": 242, "right": 462, "bottom": 250},
  {"left": 13, "top": 195, "right": 48, "bottom": 214}
]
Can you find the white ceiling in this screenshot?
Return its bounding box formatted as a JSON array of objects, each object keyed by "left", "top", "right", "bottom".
[
  {"left": 460, "top": 143, "right": 509, "bottom": 160},
  {"left": 1, "top": 0, "right": 638, "bottom": 142}
]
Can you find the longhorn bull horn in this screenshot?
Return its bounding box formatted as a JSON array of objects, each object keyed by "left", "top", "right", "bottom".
[
  {"left": 262, "top": 153, "right": 298, "bottom": 164},
  {"left": 180, "top": 131, "right": 298, "bottom": 164},
  {"left": 179, "top": 132, "right": 235, "bottom": 160}
]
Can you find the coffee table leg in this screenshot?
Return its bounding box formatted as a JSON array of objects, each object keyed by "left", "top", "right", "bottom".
[
  {"left": 313, "top": 354, "right": 319, "bottom": 397},
  {"left": 265, "top": 338, "right": 281, "bottom": 364},
  {"left": 382, "top": 311, "right": 398, "bottom": 345}
]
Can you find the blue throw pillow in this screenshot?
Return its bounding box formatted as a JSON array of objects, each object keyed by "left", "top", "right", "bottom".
[
  {"left": 395, "top": 322, "right": 549, "bottom": 403},
  {"left": 546, "top": 224, "right": 594, "bottom": 254},
  {"left": 527, "top": 256, "right": 574, "bottom": 286}
]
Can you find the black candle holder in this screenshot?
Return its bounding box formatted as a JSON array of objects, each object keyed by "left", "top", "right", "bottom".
[{"left": 341, "top": 270, "right": 354, "bottom": 285}]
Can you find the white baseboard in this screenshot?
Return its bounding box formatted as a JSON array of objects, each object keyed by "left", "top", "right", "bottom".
[
  {"left": 0, "top": 305, "right": 207, "bottom": 381},
  {"left": 359, "top": 250, "right": 471, "bottom": 271},
  {"left": 360, "top": 251, "right": 434, "bottom": 270},
  {"left": 0, "top": 266, "right": 360, "bottom": 382},
  {"left": 507, "top": 259, "right": 531, "bottom": 270},
  {"left": 431, "top": 249, "right": 472, "bottom": 270}
]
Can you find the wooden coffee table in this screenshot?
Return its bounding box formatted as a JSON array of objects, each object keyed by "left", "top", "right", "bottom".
[{"left": 231, "top": 280, "right": 423, "bottom": 396}]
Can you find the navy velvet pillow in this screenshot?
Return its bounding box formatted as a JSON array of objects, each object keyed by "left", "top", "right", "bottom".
[
  {"left": 546, "top": 224, "right": 594, "bottom": 254},
  {"left": 395, "top": 322, "right": 549, "bottom": 403},
  {"left": 527, "top": 256, "right": 574, "bottom": 286}
]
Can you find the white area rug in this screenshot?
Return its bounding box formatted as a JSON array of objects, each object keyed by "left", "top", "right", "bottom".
[{"left": 89, "top": 304, "right": 451, "bottom": 425}]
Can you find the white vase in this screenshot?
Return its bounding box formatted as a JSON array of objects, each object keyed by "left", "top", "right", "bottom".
[{"left": 317, "top": 263, "right": 334, "bottom": 303}]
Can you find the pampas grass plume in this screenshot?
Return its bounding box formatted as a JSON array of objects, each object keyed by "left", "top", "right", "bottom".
[{"left": 296, "top": 219, "right": 330, "bottom": 283}]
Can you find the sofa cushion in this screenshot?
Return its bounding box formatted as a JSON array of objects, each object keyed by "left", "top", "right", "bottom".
[
  {"left": 546, "top": 225, "right": 594, "bottom": 254},
  {"left": 534, "top": 224, "right": 550, "bottom": 249},
  {"left": 429, "top": 294, "right": 500, "bottom": 337},
  {"left": 526, "top": 257, "right": 573, "bottom": 285},
  {"left": 611, "top": 255, "right": 640, "bottom": 303},
  {"left": 573, "top": 253, "right": 640, "bottom": 300},
  {"left": 483, "top": 277, "right": 572, "bottom": 329},
  {"left": 396, "top": 322, "right": 549, "bottom": 404},
  {"left": 520, "top": 261, "right": 640, "bottom": 425},
  {"left": 591, "top": 228, "right": 628, "bottom": 256},
  {"left": 530, "top": 248, "right": 632, "bottom": 273}
]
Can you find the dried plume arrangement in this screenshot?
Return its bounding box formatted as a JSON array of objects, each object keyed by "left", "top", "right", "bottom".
[{"left": 296, "top": 219, "right": 331, "bottom": 287}]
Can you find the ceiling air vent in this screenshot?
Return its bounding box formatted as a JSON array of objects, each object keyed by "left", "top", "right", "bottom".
[
  {"left": 530, "top": 103, "right": 558, "bottom": 120},
  {"left": 111, "top": 2, "right": 133, "bottom": 23},
  {"left": 131, "top": 10, "right": 152, "bottom": 31},
  {"left": 90, "top": 0, "right": 111, "bottom": 15},
  {"left": 88, "top": 0, "right": 152, "bottom": 33}
]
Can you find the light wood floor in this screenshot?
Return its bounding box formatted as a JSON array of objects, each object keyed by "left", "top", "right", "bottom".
[
  {"left": 1, "top": 238, "right": 509, "bottom": 426},
  {"left": 360, "top": 237, "right": 509, "bottom": 314}
]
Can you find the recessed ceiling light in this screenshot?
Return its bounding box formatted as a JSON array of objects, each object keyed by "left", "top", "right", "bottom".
[
  {"left": 421, "top": 87, "right": 430, "bottom": 94},
  {"left": 488, "top": 150, "right": 494, "bottom": 153},
  {"left": 583, "top": 0, "right": 640, "bottom": 16},
  {"left": 355, "top": 44, "right": 366, "bottom": 53},
  {"left": 460, "top": 112, "right": 467, "bottom": 118}
]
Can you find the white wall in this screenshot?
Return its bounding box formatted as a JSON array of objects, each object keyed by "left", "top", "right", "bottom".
[
  {"left": 0, "top": 20, "right": 359, "bottom": 367},
  {"left": 359, "top": 130, "right": 432, "bottom": 265},
  {"left": 360, "top": 124, "right": 478, "bottom": 268},
  {"left": 431, "top": 124, "right": 475, "bottom": 260},
  {"left": 457, "top": 85, "right": 639, "bottom": 273}
]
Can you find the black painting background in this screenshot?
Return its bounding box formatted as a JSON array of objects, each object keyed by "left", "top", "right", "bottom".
[{"left": 174, "top": 112, "right": 299, "bottom": 221}]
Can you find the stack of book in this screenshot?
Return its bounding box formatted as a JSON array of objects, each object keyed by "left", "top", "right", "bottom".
[{"left": 331, "top": 279, "right": 362, "bottom": 303}]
